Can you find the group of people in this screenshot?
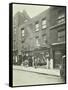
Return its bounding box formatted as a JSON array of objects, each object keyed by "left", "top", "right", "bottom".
[
  {"left": 22, "top": 54, "right": 32, "bottom": 67},
  {"left": 21, "top": 53, "right": 47, "bottom": 68}
]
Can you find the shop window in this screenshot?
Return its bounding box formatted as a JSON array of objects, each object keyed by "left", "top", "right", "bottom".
[{"left": 42, "top": 18, "right": 47, "bottom": 29}]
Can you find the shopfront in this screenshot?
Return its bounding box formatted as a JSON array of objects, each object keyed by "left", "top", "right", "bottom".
[
  {"left": 21, "top": 47, "right": 50, "bottom": 68},
  {"left": 52, "top": 42, "right": 66, "bottom": 69},
  {"left": 33, "top": 47, "right": 50, "bottom": 69}
]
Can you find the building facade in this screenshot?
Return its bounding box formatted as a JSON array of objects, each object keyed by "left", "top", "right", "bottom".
[
  {"left": 13, "top": 6, "right": 66, "bottom": 69},
  {"left": 49, "top": 6, "right": 66, "bottom": 69},
  {"left": 13, "top": 11, "right": 31, "bottom": 64}
]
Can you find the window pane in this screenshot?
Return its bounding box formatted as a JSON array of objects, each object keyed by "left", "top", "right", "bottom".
[
  {"left": 58, "top": 14, "right": 65, "bottom": 19},
  {"left": 57, "top": 14, "right": 65, "bottom": 24},
  {"left": 58, "top": 36, "right": 65, "bottom": 41},
  {"left": 21, "top": 28, "right": 24, "bottom": 36},
  {"left": 36, "top": 28, "right": 39, "bottom": 31},
  {"left": 42, "top": 35, "right": 47, "bottom": 44},
  {"left": 58, "top": 30, "right": 65, "bottom": 41},
  {"left": 36, "top": 37, "right": 40, "bottom": 46},
  {"left": 36, "top": 24, "right": 39, "bottom": 28},
  {"left": 58, "top": 18, "right": 65, "bottom": 23},
  {"left": 42, "top": 20, "right": 46, "bottom": 25},
  {"left": 58, "top": 30, "right": 65, "bottom": 37},
  {"left": 35, "top": 23, "right": 39, "bottom": 31},
  {"left": 42, "top": 19, "right": 47, "bottom": 29},
  {"left": 42, "top": 25, "right": 46, "bottom": 29}
]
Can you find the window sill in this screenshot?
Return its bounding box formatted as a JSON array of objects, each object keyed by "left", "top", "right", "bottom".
[
  {"left": 42, "top": 27, "right": 47, "bottom": 30},
  {"left": 35, "top": 30, "right": 40, "bottom": 32}
]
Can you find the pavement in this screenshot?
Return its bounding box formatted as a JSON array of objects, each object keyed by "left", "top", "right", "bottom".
[{"left": 13, "top": 65, "right": 60, "bottom": 77}]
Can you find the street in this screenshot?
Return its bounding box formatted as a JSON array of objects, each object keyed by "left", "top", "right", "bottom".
[{"left": 13, "top": 69, "right": 64, "bottom": 86}]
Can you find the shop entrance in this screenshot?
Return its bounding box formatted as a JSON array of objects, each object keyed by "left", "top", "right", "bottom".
[
  {"left": 33, "top": 49, "right": 50, "bottom": 69},
  {"left": 53, "top": 43, "right": 66, "bottom": 69},
  {"left": 54, "top": 51, "right": 62, "bottom": 69}
]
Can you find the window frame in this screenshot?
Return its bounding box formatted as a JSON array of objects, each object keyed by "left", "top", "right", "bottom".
[
  {"left": 21, "top": 28, "right": 25, "bottom": 37},
  {"left": 42, "top": 18, "right": 47, "bottom": 29},
  {"left": 35, "top": 36, "right": 40, "bottom": 47},
  {"left": 35, "top": 21, "right": 39, "bottom": 31},
  {"left": 57, "top": 14, "right": 65, "bottom": 24},
  {"left": 57, "top": 29, "right": 65, "bottom": 41},
  {"left": 42, "top": 34, "right": 47, "bottom": 44}
]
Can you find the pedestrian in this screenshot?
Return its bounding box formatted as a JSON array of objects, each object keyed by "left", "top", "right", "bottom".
[{"left": 34, "top": 57, "right": 37, "bottom": 68}]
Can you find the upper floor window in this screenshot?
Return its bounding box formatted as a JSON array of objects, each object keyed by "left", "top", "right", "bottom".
[
  {"left": 21, "top": 28, "right": 24, "bottom": 37},
  {"left": 42, "top": 18, "right": 47, "bottom": 29},
  {"left": 35, "top": 36, "right": 40, "bottom": 47},
  {"left": 35, "top": 22, "right": 39, "bottom": 31},
  {"left": 57, "top": 30, "right": 65, "bottom": 41},
  {"left": 57, "top": 14, "right": 65, "bottom": 24},
  {"left": 42, "top": 34, "right": 47, "bottom": 44}
]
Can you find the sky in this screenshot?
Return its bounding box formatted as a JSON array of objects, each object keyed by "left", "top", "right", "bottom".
[{"left": 13, "top": 4, "right": 50, "bottom": 18}]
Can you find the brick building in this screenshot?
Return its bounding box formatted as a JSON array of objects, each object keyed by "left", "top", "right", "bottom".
[
  {"left": 49, "top": 6, "right": 66, "bottom": 69},
  {"left": 13, "top": 10, "right": 31, "bottom": 64},
  {"left": 17, "top": 8, "right": 51, "bottom": 68},
  {"left": 13, "top": 6, "right": 66, "bottom": 69}
]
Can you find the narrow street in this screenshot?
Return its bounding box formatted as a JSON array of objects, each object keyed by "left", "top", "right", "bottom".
[{"left": 13, "top": 69, "right": 64, "bottom": 86}]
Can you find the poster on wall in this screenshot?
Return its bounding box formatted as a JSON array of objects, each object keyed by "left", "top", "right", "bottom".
[{"left": 9, "top": 3, "right": 66, "bottom": 87}]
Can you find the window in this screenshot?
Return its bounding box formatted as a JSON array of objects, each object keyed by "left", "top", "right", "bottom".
[
  {"left": 58, "top": 30, "right": 65, "bottom": 41},
  {"left": 42, "top": 34, "right": 47, "bottom": 44},
  {"left": 35, "top": 22, "right": 39, "bottom": 31},
  {"left": 57, "top": 14, "right": 65, "bottom": 24},
  {"left": 36, "top": 37, "right": 40, "bottom": 47},
  {"left": 21, "top": 28, "right": 24, "bottom": 36},
  {"left": 42, "top": 18, "right": 47, "bottom": 29}
]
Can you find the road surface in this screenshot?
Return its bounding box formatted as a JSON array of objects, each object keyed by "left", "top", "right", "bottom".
[{"left": 13, "top": 69, "right": 64, "bottom": 86}]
